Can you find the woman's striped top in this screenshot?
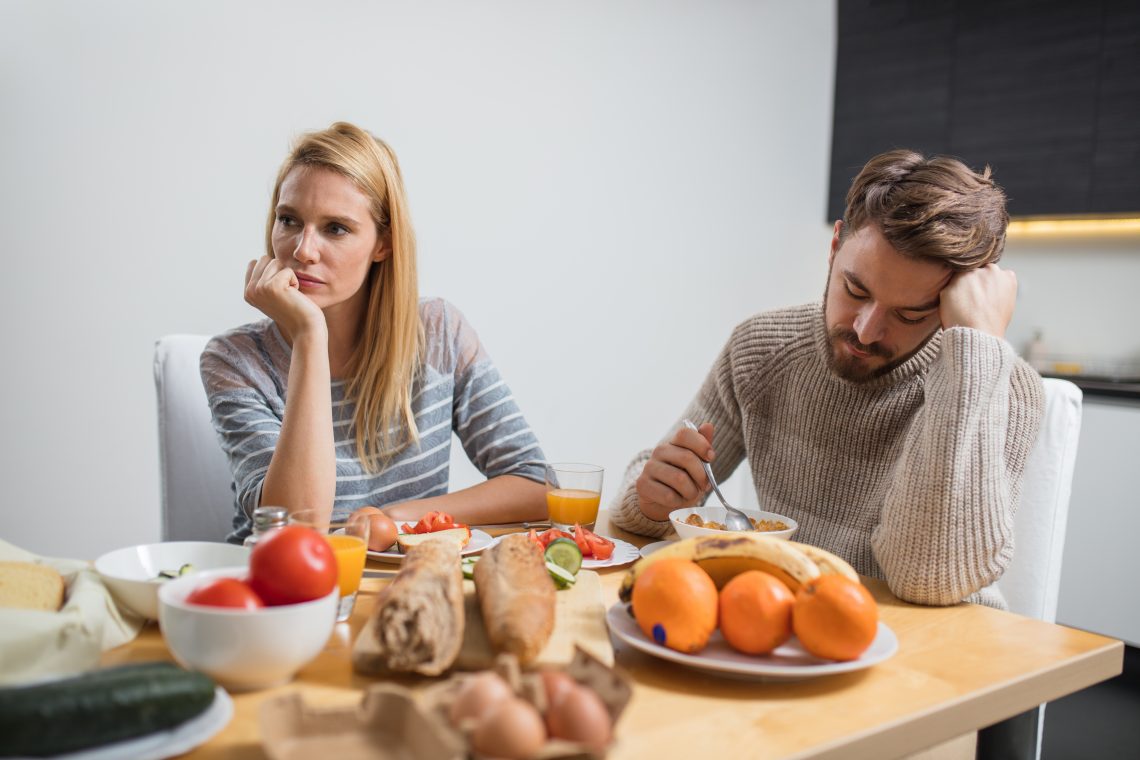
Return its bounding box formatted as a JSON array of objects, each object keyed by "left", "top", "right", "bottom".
[{"left": 200, "top": 298, "right": 546, "bottom": 543}]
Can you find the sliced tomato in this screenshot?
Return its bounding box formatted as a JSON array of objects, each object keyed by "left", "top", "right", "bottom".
[
  {"left": 537, "top": 528, "right": 574, "bottom": 548},
  {"left": 571, "top": 523, "right": 593, "bottom": 556},
  {"left": 571, "top": 524, "right": 615, "bottom": 560},
  {"left": 528, "top": 528, "right": 545, "bottom": 552},
  {"left": 586, "top": 533, "right": 615, "bottom": 560}
]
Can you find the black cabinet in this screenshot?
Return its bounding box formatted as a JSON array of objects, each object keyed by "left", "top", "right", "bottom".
[{"left": 828, "top": 0, "right": 1140, "bottom": 221}]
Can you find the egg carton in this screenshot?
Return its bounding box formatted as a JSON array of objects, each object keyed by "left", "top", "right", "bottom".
[
  {"left": 259, "top": 646, "right": 631, "bottom": 760},
  {"left": 421, "top": 646, "right": 632, "bottom": 759}
]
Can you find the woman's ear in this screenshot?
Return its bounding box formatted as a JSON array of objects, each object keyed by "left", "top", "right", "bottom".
[{"left": 372, "top": 233, "right": 392, "bottom": 263}]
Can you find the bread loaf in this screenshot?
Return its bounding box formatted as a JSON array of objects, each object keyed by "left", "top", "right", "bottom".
[
  {"left": 473, "top": 533, "right": 555, "bottom": 665},
  {"left": 0, "top": 562, "right": 65, "bottom": 611},
  {"left": 371, "top": 539, "right": 465, "bottom": 675}
]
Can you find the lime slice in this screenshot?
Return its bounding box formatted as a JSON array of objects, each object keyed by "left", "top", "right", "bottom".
[
  {"left": 546, "top": 560, "right": 577, "bottom": 589},
  {"left": 544, "top": 537, "right": 583, "bottom": 576}
]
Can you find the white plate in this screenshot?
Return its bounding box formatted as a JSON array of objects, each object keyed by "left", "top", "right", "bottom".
[
  {"left": 10, "top": 686, "right": 233, "bottom": 760},
  {"left": 487, "top": 533, "right": 641, "bottom": 569},
  {"left": 366, "top": 529, "right": 494, "bottom": 563},
  {"left": 606, "top": 603, "right": 898, "bottom": 681},
  {"left": 638, "top": 540, "right": 677, "bottom": 558}
]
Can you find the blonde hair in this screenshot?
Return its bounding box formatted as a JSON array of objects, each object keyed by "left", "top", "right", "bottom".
[
  {"left": 840, "top": 149, "right": 1009, "bottom": 271},
  {"left": 266, "top": 122, "right": 422, "bottom": 471}
]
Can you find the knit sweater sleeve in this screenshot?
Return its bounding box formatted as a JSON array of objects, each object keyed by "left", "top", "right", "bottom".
[
  {"left": 871, "top": 327, "right": 1045, "bottom": 606},
  {"left": 610, "top": 321, "right": 755, "bottom": 537}
]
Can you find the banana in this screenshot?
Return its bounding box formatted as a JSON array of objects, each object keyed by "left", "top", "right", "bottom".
[
  {"left": 789, "top": 541, "right": 860, "bottom": 583},
  {"left": 619, "top": 534, "right": 821, "bottom": 603}
]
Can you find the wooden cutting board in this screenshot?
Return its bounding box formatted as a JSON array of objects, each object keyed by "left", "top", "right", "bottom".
[{"left": 352, "top": 570, "right": 612, "bottom": 676}]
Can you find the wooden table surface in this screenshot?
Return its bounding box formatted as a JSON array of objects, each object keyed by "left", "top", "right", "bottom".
[{"left": 102, "top": 515, "right": 1123, "bottom": 760}]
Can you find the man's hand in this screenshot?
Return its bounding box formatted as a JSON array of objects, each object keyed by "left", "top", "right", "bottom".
[
  {"left": 939, "top": 263, "right": 1017, "bottom": 339},
  {"left": 244, "top": 255, "right": 326, "bottom": 339},
  {"left": 635, "top": 422, "right": 715, "bottom": 521}
]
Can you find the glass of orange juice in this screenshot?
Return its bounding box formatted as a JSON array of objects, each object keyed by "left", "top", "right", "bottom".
[
  {"left": 546, "top": 463, "right": 604, "bottom": 531},
  {"left": 289, "top": 510, "right": 370, "bottom": 623}
]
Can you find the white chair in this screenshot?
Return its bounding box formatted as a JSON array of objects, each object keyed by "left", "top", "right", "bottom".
[
  {"left": 153, "top": 335, "right": 236, "bottom": 542},
  {"left": 997, "top": 377, "right": 1083, "bottom": 760}
]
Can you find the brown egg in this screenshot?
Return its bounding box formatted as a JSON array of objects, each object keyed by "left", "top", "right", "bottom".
[
  {"left": 350, "top": 507, "right": 399, "bottom": 552},
  {"left": 545, "top": 684, "right": 612, "bottom": 752},
  {"left": 539, "top": 669, "right": 576, "bottom": 710},
  {"left": 472, "top": 697, "right": 547, "bottom": 760},
  {"left": 448, "top": 671, "right": 514, "bottom": 727}
]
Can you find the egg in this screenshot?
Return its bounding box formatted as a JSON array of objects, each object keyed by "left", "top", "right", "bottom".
[
  {"left": 539, "top": 669, "right": 576, "bottom": 710},
  {"left": 472, "top": 696, "right": 547, "bottom": 760},
  {"left": 545, "top": 684, "right": 612, "bottom": 753},
  {"left": 448, "top": 671, "right": 514, "bottom": 727},
  {"left": 350, "top": 507, "right": 399, "bottom": 552}
]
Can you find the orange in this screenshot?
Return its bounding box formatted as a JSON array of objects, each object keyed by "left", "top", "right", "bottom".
[
  {"left": 718, "top": 570, "right": 795, "bottom": 655},
  {"left": 631, "top": 558, "right": 718, "bottom": 654},
  {"left": 793, "top": 575, "right": 878, "bottom": 661}
]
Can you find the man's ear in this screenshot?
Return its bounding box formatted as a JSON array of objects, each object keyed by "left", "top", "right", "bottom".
[{"left": 829, "top": 220, "right": 843, "bottom": 266}]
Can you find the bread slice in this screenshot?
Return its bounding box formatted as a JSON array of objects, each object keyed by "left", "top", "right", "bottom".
[
  {"left": 396, "top": 527, "right": 471, "bottom": 552},
  {"left": 0, "top": 561, "right": 65, "bottom": 611}
]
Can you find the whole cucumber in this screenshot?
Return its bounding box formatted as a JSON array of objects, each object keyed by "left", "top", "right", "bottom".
[{"left": 0, "top": 661, "right": 216, "bottom": 757}]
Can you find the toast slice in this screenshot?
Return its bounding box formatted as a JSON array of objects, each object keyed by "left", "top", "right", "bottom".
[
  {"left": 0, "top": 561, "right": 65, "bottom": 611},
  {"left": 396, "top": 527, "right": 472, "bottom": 552}
]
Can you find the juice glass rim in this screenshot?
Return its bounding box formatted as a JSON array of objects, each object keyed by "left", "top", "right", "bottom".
[{"left": 545, "top": 462, "right": 604, "bottom": 474}]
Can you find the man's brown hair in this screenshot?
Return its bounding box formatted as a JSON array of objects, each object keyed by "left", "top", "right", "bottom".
[{"left": 839, "top": 149, "right": 1009, "bottom": 271}]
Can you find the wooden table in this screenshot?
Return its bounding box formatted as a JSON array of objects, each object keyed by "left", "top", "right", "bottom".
[{"left": 102, "top": 516, "right": 1123, "bottom": 760}]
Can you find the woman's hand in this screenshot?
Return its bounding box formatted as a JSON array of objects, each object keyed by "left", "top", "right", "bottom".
[{"left": 244, "top": 255, "right": 326, "bottom": 339}]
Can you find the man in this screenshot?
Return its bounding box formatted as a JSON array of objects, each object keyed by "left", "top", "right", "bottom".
[{"left": 612, "top": 149, "right": 1044, "bottom": 611}]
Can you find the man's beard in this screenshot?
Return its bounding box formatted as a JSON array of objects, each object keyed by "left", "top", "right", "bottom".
[{"left": 824, "top": 322, "right": 898, "bottom": 382}]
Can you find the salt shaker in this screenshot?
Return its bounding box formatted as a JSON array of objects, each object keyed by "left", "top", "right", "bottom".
[{"left": 243, "top": 506, "right": 289, "bottom": 547}]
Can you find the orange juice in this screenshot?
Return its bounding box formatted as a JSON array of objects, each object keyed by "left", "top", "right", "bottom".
[
  {"left": 326, "top": 534, "right": 366, "bottom": 596},
  {"left": 547, "top": 488, "right": 601, "bottom": 527}
]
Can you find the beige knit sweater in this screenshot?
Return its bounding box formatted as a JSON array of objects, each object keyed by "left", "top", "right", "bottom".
[{"left": 611, "top": 303, "right": 1044, "bottom": 609}]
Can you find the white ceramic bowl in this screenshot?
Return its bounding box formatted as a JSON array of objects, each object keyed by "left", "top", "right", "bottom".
[
  {"left": 95, "top": 541, "right": 252, "bottom": 619},
  {"left": 158, "top": 567, "right": 338, "bottom": 692},
  {"left": 669, "top": 506, "right": 798, "bottom": 540}
]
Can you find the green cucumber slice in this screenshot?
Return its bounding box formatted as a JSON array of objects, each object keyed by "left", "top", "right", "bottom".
[
  {"left": 546, "top": 560, "right": 577, "bottom": 589},
  {"left": 544, "top": 537, "right": 583, "bottom": 576}
]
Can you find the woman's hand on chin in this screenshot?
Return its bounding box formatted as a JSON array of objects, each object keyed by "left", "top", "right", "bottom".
[{"left": 244, "top": 255, "right": 326, "bottom": 340}]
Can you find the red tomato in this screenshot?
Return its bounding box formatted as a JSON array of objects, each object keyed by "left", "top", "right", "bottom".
[
  {"left": 528, "top": 528, "right": 545, "bottom": 552},
  {"left": 571, "top": 524, "right": 615, "bottom": 560},
  {"left": 249, "top": 525, "right": 338, "bottom": 606},
  {"left": 586, "top": 534, "right": 615, "bottom": 560},
  {"left": 571, "top": 524, "right": 593, "bottom": 556},
  {"left": 538, "top": 529, "right": 574, "bottom": 548},
  {"left": 185, "top": 577, "right": 264, "bottom": 609}
]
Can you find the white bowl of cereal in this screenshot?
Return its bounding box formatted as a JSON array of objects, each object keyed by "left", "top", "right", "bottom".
[{"left": 668, "top": 506, "right": 797, "bottom": 540}]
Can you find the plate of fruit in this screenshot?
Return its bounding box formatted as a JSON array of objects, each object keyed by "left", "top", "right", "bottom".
[{"left": 607, "top": 534, "right": 898, "bottom": 680}]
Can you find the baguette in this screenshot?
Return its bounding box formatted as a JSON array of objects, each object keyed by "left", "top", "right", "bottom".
[
  {"left": 473, "top": 533, "right": 555, "bottom": 665},
  {"left": 371, "top": 539, "right": 465, "bottom": 675}
]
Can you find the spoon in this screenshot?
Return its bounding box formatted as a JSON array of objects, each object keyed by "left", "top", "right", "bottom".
[{"left": 681, "top": 419, "right": 754, "bottom": 532}]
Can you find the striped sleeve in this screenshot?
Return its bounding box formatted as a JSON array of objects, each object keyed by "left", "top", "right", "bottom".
[
  {"left": 199, "top": 338, "right": 281, "bottom": 521},
  {"left": 441, "top": 302, "right": 546, "bottom": 483}
]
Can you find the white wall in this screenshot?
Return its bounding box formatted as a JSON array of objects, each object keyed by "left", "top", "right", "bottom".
[
  {"left": 4, "top": 1, "right": 1136, "bottom": 561},
  {"left": 0, "top": 0, "right": 837, "bottom": 557}
]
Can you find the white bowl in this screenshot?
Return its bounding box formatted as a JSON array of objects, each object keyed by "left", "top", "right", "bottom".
[
  {"left": 669, "top": 506, "right": 798, "bottom": 540},
  {"left": 158, "top": 567, "right": 338, "bottom": 692},
  {"left": 95, "top": 541, "right": 251, "bottom": 619}
]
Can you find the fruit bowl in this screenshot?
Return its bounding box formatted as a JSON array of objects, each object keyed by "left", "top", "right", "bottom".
[
  {"left": 94, "top": 541, "right": 251, "bottom": 620},
  {"left": 669, "top": 506, "right": 797, "bottom": 540},
  {"left": 158, "top": 567, "right": 338, "bottom": 691}
]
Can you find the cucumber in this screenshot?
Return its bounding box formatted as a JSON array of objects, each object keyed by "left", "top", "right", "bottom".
[
  {"left": 546, "top": 560, "right": 577, "bottom": 589},
  {"left": 0, "top": 661, "right": 216, "bottom": 757},
  {"left": 544, "top": 537, "right": 582, "bottom": 576},
  {"left": 461, "top": 557, "right": 478, "bottom": 580}
]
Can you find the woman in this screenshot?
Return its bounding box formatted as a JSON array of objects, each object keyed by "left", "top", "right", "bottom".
[{"left": 201, "top": 122, "right": 547, "bottom": 543}]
